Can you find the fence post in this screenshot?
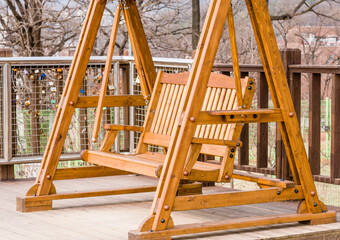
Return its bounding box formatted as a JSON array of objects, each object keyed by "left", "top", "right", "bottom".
[
  {"left": 309, "top": 73, "right": 321, "bottom": 175},
  {"left": 1, "top": 63, "right": 14, "bottom": 181},
  {"left": 276, "top": 49, "right": 301, "bottom": 180},
  {"left": 331, "top": 73, "right": 340, "bottom": 182},
  {"left": 257, "top": 72, "right": 268, "bottom": 168}
]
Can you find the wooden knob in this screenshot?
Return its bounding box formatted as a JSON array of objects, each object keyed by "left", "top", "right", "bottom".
[
  {"left": 164, "top": 205, "right": 170, "bottom": 211},
  {"left": 46, "top": 175, "right": 51, "bottom": 180},
  {"left": 310, "top": 191, "right": 315, "bottom": 196},
  {"left": 189, "top": 117, "right": 196, "bottom": 122},
  {"left": 69, "top": 101, "right": 75, "bottom": 106},
  {"left": 183, "top": 171, "right": 189, "bottom": 176},
  {"left": 289, "top": 112, "right": 294, "bottom": 117},
  {"left": 224, "top": 175, "right": 230, "bottom": 180}
]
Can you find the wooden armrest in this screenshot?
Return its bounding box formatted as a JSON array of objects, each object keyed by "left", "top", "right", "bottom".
[
  {"left": 191, "top": 138, "right": 242, "bottom": 147},
  {"left": 103, "top": 124, "right": 144, "bottom": 132},
  {"left": 206, "top": 108, "right": 280, "bottom": 116}
]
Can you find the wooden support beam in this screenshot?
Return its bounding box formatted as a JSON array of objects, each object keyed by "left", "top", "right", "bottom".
[
  {"left": 173, "top": 187, "right": 303, "bottom": 211},
  {"left": 19, "top": 185, "right": 157, "bottom": 202},
  {"left": 129, "top": 212, "right": 336, "bottom": 239},
  {"left": 0, "top": 165, "right": 15, "bottom": 181},
  {"left": 75, "top": 95, "right": 146, "bottom": 108},
  {"left": 34, "top": 0, "right": 108, "bottom": 196},
  {"left": 232, "top": 171, "right": 295, "bottom": 188},
  {"left": 54, "top": 166, "right": 131, "bottom": 180}
]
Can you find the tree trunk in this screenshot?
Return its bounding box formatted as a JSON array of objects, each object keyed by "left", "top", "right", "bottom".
[{"left": 192, "top": 0, "right": 200, "bottom": 51}]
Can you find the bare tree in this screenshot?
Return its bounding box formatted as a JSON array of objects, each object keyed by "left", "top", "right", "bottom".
[{"left": 0, "top": 0, "right": 84, "bottom": 56}]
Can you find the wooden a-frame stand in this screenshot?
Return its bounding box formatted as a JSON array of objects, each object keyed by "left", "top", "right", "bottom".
[{"left": 18, "top": 0, "right": 336, "bottom": 238}]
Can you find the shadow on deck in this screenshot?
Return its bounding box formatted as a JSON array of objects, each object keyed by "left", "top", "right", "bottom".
[{"left": 1, "top": 175, "right": 339, "bottom": 240}]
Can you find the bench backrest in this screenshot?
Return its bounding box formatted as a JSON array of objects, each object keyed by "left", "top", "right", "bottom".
[{"left": 136, "top": 71, "right": 252, "bottom": 156}]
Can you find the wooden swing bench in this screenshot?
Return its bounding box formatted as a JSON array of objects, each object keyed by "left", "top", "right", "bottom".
[{"left": 82, "top": 70, "right": 255, "bottom": 185}]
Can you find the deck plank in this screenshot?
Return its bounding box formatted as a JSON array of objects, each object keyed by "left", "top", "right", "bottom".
[{"left": 1, "top": 175, "right": 339, "bottom": 239}]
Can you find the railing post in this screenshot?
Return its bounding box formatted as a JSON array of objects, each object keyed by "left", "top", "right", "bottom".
[
  {"left": 239, "top": 71, "right": 250, "bottom": 166},
  {"left": 276, "top": 49, "right": 301, "bottom": 180},
  {"left": 257, "top": 72, "right": 268, "bottom": 168},
  {"left": 1, "top": 63, "right": 14, "bottom": 181},
  {"left": 331, "top": 73, "right": 340, "bottom": 182},
  {"left": 309, "top": 73, "right": 321, "bottom": 175}
]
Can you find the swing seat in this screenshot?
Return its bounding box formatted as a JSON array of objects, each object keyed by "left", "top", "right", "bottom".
[{"left": 82, "top": 71, "right": 255, "bottom": 182}]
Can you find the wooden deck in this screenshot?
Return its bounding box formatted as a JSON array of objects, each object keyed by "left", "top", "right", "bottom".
[{"left": 1, "top": 175, "right": 339, "bottom": 240}]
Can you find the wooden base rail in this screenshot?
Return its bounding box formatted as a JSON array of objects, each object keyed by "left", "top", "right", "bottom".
[
  {"left": 17, "top": 185, "right": 157, "bottom": 212},
  {"left": 128, "top": 212, "right": 337, "bottom": 240},
  {"left": 173, "top": 186, "right": 303, "bottom": 211}
]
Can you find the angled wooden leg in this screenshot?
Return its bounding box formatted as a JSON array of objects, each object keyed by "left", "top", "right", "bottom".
[
  {"left": 247, "top": 0, "right": 323, "bottom": 213},
  {"left": 32, "top": 0, "right": 107, "bottom": 197},
  {"left": 148, "top": 0, "right": 232, "bottom": 231}
]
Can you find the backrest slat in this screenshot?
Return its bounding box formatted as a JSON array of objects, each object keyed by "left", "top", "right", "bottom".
[
  {"left": 167, "top": 85, "right": 185, "bottom": 135},
  {"left": 137, "top": 71, "right": 248, "bottom": 155}
]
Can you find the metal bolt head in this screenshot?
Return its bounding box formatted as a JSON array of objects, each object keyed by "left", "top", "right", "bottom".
[
  {"left": 289, "top": 112, "right": 294, "bottom": 117},
  {"left": 248, "top": 86, "right": 252, "bottom": 90},
  {"left": 277, "top": 191, "right": 281, "bottom": 195},
  {"left": 231, "top": 148, "right": 235, "bottom": 153},
  {"left": 249, "top": 80, "right": 254, "bottom": 85},
  {"left": 313, "top": 202, "right": 318, "bottom": 207},
  {"left": 164, "top": 205, "right": 170, "bottom": 211},
  {"left": 236, "top": 142, "right": 240, "bottom": 147},
  {"left": 46, "top": 175, "right": 51, "bottom": 180},
  {"left": 148, "top": 229, "right": 153, "bottom": 232},
  {"left": 69, "top": 101, "right": 75, "bottom": 106},
  {"left": 294, "top": 189, "right": 299, "bottom": 193},
  {"left": 310, "top": 191, "right": 316, "bottom": 196},
  {"left": 230, "top": 115, "right": 235, "bottom": 119},
  {"left": 183, "top": 170, "right": 189, "bottom": 176},
  {"left": 253, "top": 114, "right": 257, "bottom": 119},
  {"left": 224, "top": 175, "right": 230, "bottom": 180},
  {"left": 160, "top": 218, "right": 165, "bottom": 223},
  {"left": 189, "top": 117, "right": 196, "bottom": 122},
  {"left": 229, "top": 154, "right": 234, "bottom": 158}
]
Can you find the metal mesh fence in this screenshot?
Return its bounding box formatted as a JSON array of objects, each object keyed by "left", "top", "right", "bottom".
[
  {"left": 11, "top": 64, "right": 116, "bottom": 157},
  {"left": 132, "top": 64, "right": 190, "bottom": 151}
]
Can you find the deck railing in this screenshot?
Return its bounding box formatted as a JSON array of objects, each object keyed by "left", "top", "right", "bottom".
[
  {"left": 213, "top": 49, "right": 340, "bottom": 185},
  {"left": 0, "top": 56, "right": 191, "bottom": 179},
  {"left": 0, "top": 50, "right": 339, "bottom": 186}
]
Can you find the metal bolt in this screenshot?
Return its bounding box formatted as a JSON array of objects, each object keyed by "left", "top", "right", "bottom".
[
  {"left": 289, "top": 112, "right": 294, "bottom": 117},
  {"left": 183, "top": 171, "right": 189, "bottom": 176},
  {"left": 33, "top": 194, "right": 36, "bottom": 196},
  {"left": 236, "top": 142, "right": 240, "bottom": 147},
  {"left": 322, "top": 210, "right": 326, "bottom": 213},
  {"left": 69, "top": 101, "right": 74, "bottom": 106},
  {"left": 253, "top": 114, "right": 257, "bottom": 119},
  {"left": 148, "top": 229, "right": 153, "bottom": 232},
  {"left": 224, "top": 175, "right": 230, "bottom": 180},
  {"left": 46, "top": 175, "right": 51, "bottom": 180},
  {"left": 277, "top": 191, "right": 281, "bottom": 195},
  {"left": 249, "top": 80, "right": 254, "bottom": 85},
  {"left": 248, "top": 86, "right": 252, "bottom": 90},
  {"left": 231, "top": 148, "right": 235, "bottom": 153},
  {"left": 310, "top": 191, "right": 315, "bottom": 196},
  {"left": 230, "top": 115, "right": 235, "bottom": 119},
  {"left": 189, "top": 117, "right": 196, "bottom": 122},
  {"left": 164, "top": 205, "right": 170, "bottom": 211},
  {"left": 294, "top": 189, "right": 299, "bottom": 193},
  {"left": 313, "top": 202, "right": 318, "bottom": 207},
  {"left": 229, "top": 154, "right": 234, "bottom": 158},
  {"left": 161, "top": 219, "right": 165, "bottom": 223}
]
